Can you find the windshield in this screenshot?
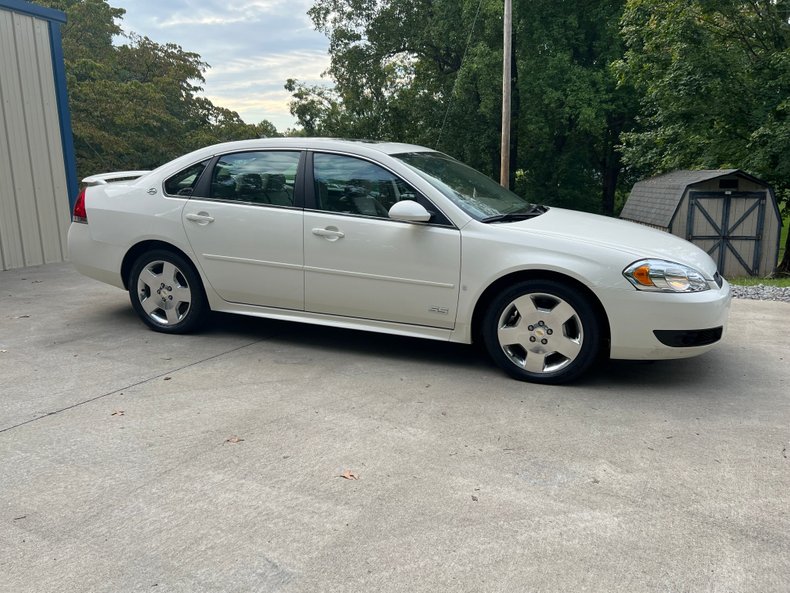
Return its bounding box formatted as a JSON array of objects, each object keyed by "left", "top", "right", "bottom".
[{"left": 394, "top": 151, "right": 540, "bottom": 220}]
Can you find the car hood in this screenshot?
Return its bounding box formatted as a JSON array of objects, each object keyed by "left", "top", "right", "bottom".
[{"left": 503, "top": 207, "right": 718, "bottom": 277}]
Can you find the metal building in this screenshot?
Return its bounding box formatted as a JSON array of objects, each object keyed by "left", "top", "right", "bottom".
[
  {"left": 620, "top": 170, "right": 782, "bottom": 277},
  {"left": 0, "top": 0, "right": 76, "bottom": 271}
]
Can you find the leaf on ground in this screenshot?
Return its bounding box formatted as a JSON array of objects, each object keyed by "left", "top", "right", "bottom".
[
  {"left": 111, "top": 410, "right": 125, "bottom": 416},
  {"left": 339, "top": 469, "right": 359, "bottom": 480},
  {"left": 225, "top": 435, "right": 244, "bottom": 444},
  {"left": 16, "top": 315, "right": 30, "bottom": 319},
  {"left": 163, "top": 376, "right": 172, "bottom": 381},
  {"left": 471, "top": 495, "right": 479, "bottom": 502}
]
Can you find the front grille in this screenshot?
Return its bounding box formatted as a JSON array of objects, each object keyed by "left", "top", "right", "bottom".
[
  {"left": 654, "top": 327, "right": 724, "bottom": 348},
  {"left": 714, "top": 272, "right": 724, "bottom": 288}
]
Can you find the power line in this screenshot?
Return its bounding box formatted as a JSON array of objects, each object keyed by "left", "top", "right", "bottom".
[{"left": 436, "top": 0, "right": 485, "bottom": 150}]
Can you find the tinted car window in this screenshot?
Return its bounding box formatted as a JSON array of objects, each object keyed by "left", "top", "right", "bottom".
[
  {"left": 395, "top": 151, "right": 537, "bottom": 219},
  {"left": 164, "top": 161, "right": 208, "bottom": 196},
  {"left": 313, "top": 153, "right": 429, "bottom": 219},
  {"left": 209, "top": 151, "right": 300, "bottom": 205}
]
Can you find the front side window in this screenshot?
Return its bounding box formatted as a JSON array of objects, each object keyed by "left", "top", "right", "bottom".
[
  {"left": 164, "top": 161, "right": 208, "bottom": 196},
  {"left": 394, "top": 151, "right": 542, "bottom": 221},
  {"left": 209, "top": 151, "right": 300, "bottom": 206},
  {"left": 313, "top": 153, "right": 423, "bottom": 218}
]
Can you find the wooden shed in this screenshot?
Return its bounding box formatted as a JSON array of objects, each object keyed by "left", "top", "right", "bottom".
[
  {"left": 620, "top": 170, "right": 782, "bottom": 277},
  {"left": 0, "top": 0, "right": 76, "bottom": 271}
]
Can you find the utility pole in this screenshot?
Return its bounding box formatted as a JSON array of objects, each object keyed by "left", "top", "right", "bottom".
[{"left": 500, "top": 0, "right": 512, "bottom": 188}]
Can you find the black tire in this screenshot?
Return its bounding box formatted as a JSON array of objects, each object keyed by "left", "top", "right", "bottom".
[
  {"left": 128, "top": 249, "right": 207, "bottom": 334},
  {"left": 481, "top": 279, "right": 601, "bottom": 384}
]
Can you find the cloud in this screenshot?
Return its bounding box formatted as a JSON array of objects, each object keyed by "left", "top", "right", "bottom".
[
  {"left": 147, "top": 0, "right": 312, "bottom": 29},
  {"left": 201, "top": 50, "right": 332, "bottom": 129},
  {"left": 157, "top": 14, "right": 250, "bottom": 28},
  {"left": 205, "top": 50, "right": 331, "bottom": 83},
  {"left": 118, "top": 0, "right": 330, "bottom": 129}
]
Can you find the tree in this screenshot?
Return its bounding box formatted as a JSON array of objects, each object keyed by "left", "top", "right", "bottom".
[
  {"left": 29, "top": 0, "right": 281, "bottom": 177},
  {"left": 512, "top": 0, "right": 639, "bottom": 212},
  {"left": 289, "top": 0, "right": 638, "bottom": 214},
  {"left": 617, "top": 0, "right": 790, "bottom": 274}
]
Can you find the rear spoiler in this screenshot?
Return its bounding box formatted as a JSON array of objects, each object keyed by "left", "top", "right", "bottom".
[{"left": 82, "top": 170, "right": 151, "bottom": 186}]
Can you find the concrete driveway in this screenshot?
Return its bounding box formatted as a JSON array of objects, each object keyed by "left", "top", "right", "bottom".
[{"left": 1, "top": 263, "right": 788, "bottom": 593}]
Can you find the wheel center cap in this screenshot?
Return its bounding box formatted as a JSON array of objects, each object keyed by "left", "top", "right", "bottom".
[{"left": 535, "top": 328, "right": 546, "bottom": 338}]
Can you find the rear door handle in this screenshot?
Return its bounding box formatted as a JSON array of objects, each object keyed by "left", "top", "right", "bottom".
[
  {"left": 185, "top": 212, "right": 215, "bottom": 224},
  {"left": 312, "top": 227, "right": 345, "bottom": 240}
]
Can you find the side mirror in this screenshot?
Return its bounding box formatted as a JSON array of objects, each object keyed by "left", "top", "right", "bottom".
[{"left": 388, "top": 200, "right": 431, "bottom": 223}]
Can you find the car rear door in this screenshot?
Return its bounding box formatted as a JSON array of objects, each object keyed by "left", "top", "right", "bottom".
[{"left": 181, "top": 150, "right": 305, "bottom": 310}]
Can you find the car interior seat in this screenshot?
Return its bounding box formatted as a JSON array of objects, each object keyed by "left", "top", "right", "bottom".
[
  {"left": 236, "top": 173, "right": 265, "bottom": 202},
  {"left": 264, "top": 174, "right": 292, "bottom": 206},
  {"left": 211, "top": 168, "right": 237, "bottom": 199}
]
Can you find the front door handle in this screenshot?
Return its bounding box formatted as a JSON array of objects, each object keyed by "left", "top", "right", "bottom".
[
  {"left": 185, "top": 212, "right": 215, "bottom": 225},
  {"left": 312, "top": 227, "right": 345, "bottom": 240}
]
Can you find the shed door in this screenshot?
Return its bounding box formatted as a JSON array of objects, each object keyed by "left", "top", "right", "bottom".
[{"left": 687, "top": 191, "right": 766, "bottom": 276}]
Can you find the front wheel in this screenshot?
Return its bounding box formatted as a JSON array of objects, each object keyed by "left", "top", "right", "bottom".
[
  {"left": 128, "top": 250, "right": 207, "bottom": 333},
  {"left": 482, "top": 280, "right": 602, "bottom": 384}
]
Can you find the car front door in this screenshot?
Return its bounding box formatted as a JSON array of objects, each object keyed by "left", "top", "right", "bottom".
[
  {"left": 303, "top": 152, "right": 461, "bottom": 329},
  {"left": 181, "top": 150, "right": 305, "bottom": 309}
]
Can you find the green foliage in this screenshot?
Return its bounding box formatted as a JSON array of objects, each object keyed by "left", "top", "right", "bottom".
[
  {"left": 291, "top": 0, "right": 789, "bottom": 269},
  {"left": 617, "top": 0, "right": 790, "bottom": 272},
  {"left": 288, "top": 0, "right": 638, "bottom": 214},
  {"left": 30, "top": 0, "right": 281, "bottom": 178},
  {"left": 728, "top": 276, "right": 790, "bottom": 287}
]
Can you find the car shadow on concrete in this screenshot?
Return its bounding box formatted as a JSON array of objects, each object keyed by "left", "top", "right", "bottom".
[
  {"left": 93, "top": 304, "right": 728, "bottom": 391},
  {"left": 204, "top": 311, "right": 487, "bottom": 371},
  {"left": 203, "top": 311, "right": 729, "bottom": 390}
]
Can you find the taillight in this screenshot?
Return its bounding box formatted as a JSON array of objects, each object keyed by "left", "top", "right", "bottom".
[{"left": 73, "top": 188, "right": 87, "bottom": 223}]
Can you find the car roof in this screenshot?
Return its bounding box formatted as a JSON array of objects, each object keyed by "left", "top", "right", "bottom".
[
  {"left": 191, "top": 137, "right": 433, "bottom": 159},
  {"left": 146, "top": 138, "right": 440, "bottom": 184}
]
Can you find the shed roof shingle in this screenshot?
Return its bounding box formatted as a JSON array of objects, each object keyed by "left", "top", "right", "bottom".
[{"left": 620, "top": 169, "right": 740, "bottom": 228}]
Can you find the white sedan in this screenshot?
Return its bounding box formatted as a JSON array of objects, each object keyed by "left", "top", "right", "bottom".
[{"left": 68, "top": 138, "right": 731, "bottom": 383}]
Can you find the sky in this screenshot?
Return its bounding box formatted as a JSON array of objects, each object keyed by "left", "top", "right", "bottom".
[{"left": 116, "top": 0, "right": 331, "bottom": 131}]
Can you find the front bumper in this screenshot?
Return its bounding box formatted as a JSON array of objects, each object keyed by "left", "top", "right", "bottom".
[{"left": 602, "top": 279, "right": 732, "bottom": 360}]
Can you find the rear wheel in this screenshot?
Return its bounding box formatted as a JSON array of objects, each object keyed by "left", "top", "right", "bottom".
[
  {"left": 128, "top": 250, "right": 206, "bottom": 333},
  {"left": 482, "top": 279, "right": 601, "bottom": 384}
]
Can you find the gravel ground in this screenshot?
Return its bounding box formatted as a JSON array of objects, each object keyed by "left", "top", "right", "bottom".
[{"left": 731, "top": 283, "right": 790, "bottom": 302}]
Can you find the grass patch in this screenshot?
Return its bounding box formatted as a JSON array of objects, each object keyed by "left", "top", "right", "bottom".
[{"left": 728, "top": 276, "right": 790, "bottom": 287}]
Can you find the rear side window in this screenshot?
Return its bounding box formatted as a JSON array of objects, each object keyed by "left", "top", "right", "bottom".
[
  {"left": 209, "top": 151, "right": 300, "bottom": 206},
  {"left": 164, "top": 162, "right": 208, "bottom": 196}
]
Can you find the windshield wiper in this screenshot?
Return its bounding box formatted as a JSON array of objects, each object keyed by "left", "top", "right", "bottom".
[{"left": 481, "top": 205, "right": 548, "bottom": 223}]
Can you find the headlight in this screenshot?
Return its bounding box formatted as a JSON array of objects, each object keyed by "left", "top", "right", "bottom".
[{"left": 623, "top": 259, "right": 711, "bottom": 293}]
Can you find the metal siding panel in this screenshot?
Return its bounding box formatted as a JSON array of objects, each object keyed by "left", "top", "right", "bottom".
[
  {"left": 16, "top": 13, "right": 60, "bottom": 264},
  {"left": 0, "top": 10, "right": 26, "bottom": 269},
  {"left": 32, "top": 17, "right": 68, "bottom": 262},
  {"left": 0, "top": 0, "right": 67, "bottom": 23},
  {"left": 5, "top": 12, "right": 44, "bottom": 266}
]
